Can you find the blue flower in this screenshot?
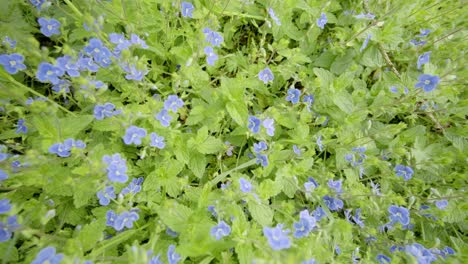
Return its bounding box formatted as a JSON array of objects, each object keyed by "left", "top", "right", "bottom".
[
  {"left": 435, "top": 200, "right": 448, "bottom": 209},
  {"left": 36, "top": 62, "right": 64, "bottom": 84},
  {"left": 31, "top": 246, "right": 64, "bottom": 264},
  {"left": 286, "top": 87, "right": 301, "bottom": 104},
  {"left": 76, "top": 55, "right": 99, "bottom": 72},
  {"left": 0, "top": 215, "right": 20, "bottom": 242},
  {"left": 164, "top": 95, "right": 184, "bottom": 112},
  {"left": 388, "top": 205, "right": 410, "bottom": 226},
  {"left": 255, "top": 153, "right": 269, "bottom": 167},
  {"left": 303, "top": 94, "right": 314, "bottom": 111},
  {"left": 123, "top": 126, "right": 147, "bottom": 145},
  {"left": 166, "top": 228, "right": 179, "bottom": 237},
  {"left": 148, "top": 253, "right": 163, "bottom": 264},
  {"left": 203, "top": 28, "right": 224, "bottom": 47},
  {"left": 394, "top": 164, "right": 414, "bottom": 181},
  {"left": 327, "top": 179, "right": 342, "bottom": 194},
  {"left": 239, "top": 177, "right": 252, "bottom": 193},
  {"left": 109, "top": 33, "right": 131, "bottom": 54},
  {"left": 0, "top": 199, "right": 12, "bottom": 214},
  {"left": 48, "top": 143, "right": 71, "bottom": 157},
  {"left": 293, "top": 209, "right": 316, "bottom": 238},
  {"left": 16, "top": 119, "right": 27, "bottom": 134},
  {"left": 210, "top": 221, "right": 231, "bottom": 240},
  {"left": 96, "top": 186, "right": 116, "bottom": 206},
  {"left": 181, "top": 2, "right": 194, "bottom": 18},
  {"left": 121, "top": 177, "right": 144, "bottom": 196},
  {"left": 262, "top": 118, "right": 275, "bottom": 136},
  {"left": 94, "top": 103, "right": 120, "bottom": 120},
  {"left": 323, "top": 195, "right": 344, "bottom": 211},
  {"left": 258, "top": 67, "right": 274, "bottom": 84},
  {"left": 167, "top": 245, "right": 181, "bottom": 264},
  {"left": 352, "top": 208, "right": 365, "bottom": 227},
  {"left": 415, "top": 74, "right": 439, "bottom": 92},
  {"left": 293, "top": 145, "right": 301, "bottom": 155},
  {"left": 106, "top": 210, "right": 117, "bottom": 227},
  {"left": 360, "top": 34, "right": 372, "bottom": 52},
  {"left": 253, "top": 141, "right": 267, "bottom": 153},
  {"left": 248, "top": 116, "right": 261, "bottom": 133},
  {"left": 203, "top": 46, "right": 218, "bottom": 65},
  {"left": 130, "top": 34, "right": 148, "bottom": 49},
  {"left": 417, "top": 52, "right": 431, "bottom": 69},
  {"left": 316, "top": 135, "right": 323, "bottom": 151},
  {"left": 417, "top": 29, "right": 431, "bottom": 38},
  {"left": 410, "top": 39, "right": 427, "bottom": 46},
  {"left": 354, "top": 13, "right": 375, "bottom": 19},
  {"left": 155, "top": 109, "right": 173, "bottom": 127},
  {"left": 0, "top": 53, "right": 26, "bottom": 74},
  {"left": 51, "top": 79, "right": 71, "bottom": 93},
  {"left": 2, "top": 36, "right": 16, "bottom": 48},
  {"left": 312, "top": 206, "right": 326, "bottom": 221},
  {"left": 263, "top": 224, "right": 291, "bottom": 250},
  {"left": 345, "top": 147, "right": 367, "bottom": 166},
  {"left": 304, "top": 177, "right": 319, "bottom": 192},
  {"left": 317, "top": 13, "right": 327, "bottom": 29},
  {"left": 29, "top": 0, "right": 46, "bottom": 10},
  {"left": 207, "top": 205, "right": 217, "bottom": 218},
  {"left": 56, "top": 55, "right": 80, "bottom": 77},
  {"left": 83, "top": 38, "right": 113, "bottom": 67},
  {"left": 113, "top": 210, "right": 139, "bottom": 231},
  {"left": 122, "top": 64, "right": 148, "bottom": 81},
  {"left": 268, "top": 8, "right": 281, "bottom": 26},
  {"left": 150, "top": 132, "right": 165, "bottom": 149},
  {"left": 405, "top": 243, "right": 437, "bottom": 264},
  {"left": 103, "top": 153, "right": 128, "bottom": 183},
  {"left": 38, "top": 18, "right": 61, "bottom": 37},
  {"left": 0, "top": 169, "right": 7, "bottom": 181}
]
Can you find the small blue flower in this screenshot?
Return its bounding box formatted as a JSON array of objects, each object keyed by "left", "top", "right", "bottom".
[
  {"left": 203, "top": 46, "right": 218, "bottom": 65},
  {"left": 286, "top": 87, "right": 301, "bottom": 104},
  {"left": 317, "top": 13, "right": 327, "bottom": 29},
  {"left": 150, "top": 132, "right": 165, "bottom": 149},
  {"left": 121, "top": 177, "right": 144, "bottom": 196},
  {"left": 262, "top": 118, "right": 275, "bottom": 136},
  {"left": 258, "top": 67, "right": 274, "bottom": 84},
  {"left": 335, "top": 245, "right": 341, "bottom": 255},
  {"left": 268, "top": 8, "right": 281, "bottom": 26},
  {"left": 417, "top": 29, "right": 431, "bottom": 38},
  {"left": 166, "top": 228, "right": 179, "bottom": 237},
  {"left": 389, "top": 86, "right": 398, "bottom": 93},
  {"left": 0, "top": 215, "right": 20, "bottom": 242},
  {"left": 130, "top": 34, "right": 148, "bottom": 49},
  {"left": 106, "top": 210, "right": 117, "bottom": 227},
  {"left": 164, "top": 95, "right": 184, "bottom": 112},
  {"left": 94, "top": 103, "right": 120, "bottom": 120},
  {"left": 76, "top": 55, "right": 99, "bottom": 72},
  {"left": 51, "top": 79, "right": 71, "bottom": 93},
  {"left": 181, "top": 2, "right": 194, "bottom": 18},
  {"left": 248, "top": 116, "right": 261, "bottom": 133},
  {"left": 239, "top": 177, "right": 252, "bottom": 193},
  {"left": 210, "top": 220, "right": 231, "bottom": 240},
  {"left": 36, "top": 62, "right": 64, "bottom": 84},
  {"left": 56, "top": 56, "right": 80, "bottom": 77},
  {"left": 352, "top": 208, "right": 365, "bottom": 227},
  {"left": 0, "top": 199, "right": 12, "bottom": 214},
  {"left": 327, "top": 179, "right": 342, "bottom": 194},
  {"left": 109, "top": 33, "right": 131, "bottom": 54},
  {"left": 103, "top": 153, "right": 128, "bottom": 183},
  {"left": 394, "top": 164, "right": 414, "bottom": 181},
  {"left": 316, "top": 135, "right": 323, "bottom": 151},
  {"left": 30, "top": 0, "right": 46, "bottom": 10},
  {"left": 263, "top": 224, "right": 291, "bottom": 250},
  {"left": 388, "top": 205, "right": 410, "bottom": 226},
  {"left": 3, "top": 36, "right": 16, "bottom": 48},
  {"left": 312, "top": 206, "right": 326, "bottom": 221},
  {"left": 255, "top": 153, "right": 269, "bottom": 167},
  {"left": 0, "top": 169, "right": 8, "bottom": 181},
  {"left": 405, "top": 243, "right": 437, "bottom": 264},
  {"left": 415, "top": 74, "right": 439, "bottom": 92},
  {"left": 303, "top": 94, "right": 314, "bottom": 112},
  {"left": 83, "top": 38, "right": 113, "bottom": 67},
  {"left": 122, "top": 64, "right": 148, "bottom": 81},
  {"left": 167, "top": 245, "right": 181, "bottom": 264},
  {"left": 304, "top": 177, "right": 319, "bottom": 192},
  {"left": 123, "top": 126, "right": 147, "bottom": 145},
  {"left": 38, "top": 18, "right": 61, "bottom": 37},
  {"left": 113, "top": 210, "right": 139, "bottom": 231},
  {"left": 203, "top": 28, "right": 224, "bottom": 47},
  {"left": 360, "top": 34, "right": 372, "bottom": 52},
  {"left": 410, "top": 39, "right": 427, "bottom": 46},
  {"left": 96, "top": 186, "right": 116, "bottom": 206},
  {"left": 31, "top": 246, "right": 64, "bottom": 264},
  {"left": 435, "top": 200, "right": 448, "bottom": 209},
  {"left": 225, "top": 142, "right": 234, "bottom": 156},
  {"left": 253, "top": 141, "right": 267, "bottom": 153},
  {"left": 16, "top": 119, "right": 27, "bottom": 134},
  {"left": 48, "top": 143, "right": 71, "bottom": 157},
  {"left": 323, "top": 195, "right": 344, "bottom": 211},
  {"left": 293, "top": 210, "right": 316, "bottom": 238},
  {"left": 370, "top": 181, "right": 381, "bottom": 196},
  {"left": 293, "top": 145, "right": 301, "bottom": 155},
  {"left": 207, "top": 205, "right": 217, "bottom": 218},
  {"left": 354, "top": 13, "right": 375, "bottom": 19},
  {"left": 155, "top": 109, "right": 173, "bottom": 127},
  {"left": 417, "top": 51, "right": 431, "bottom": 69},
  {"left": 0, "top": 53, "right": 26, "bottom": 74}
]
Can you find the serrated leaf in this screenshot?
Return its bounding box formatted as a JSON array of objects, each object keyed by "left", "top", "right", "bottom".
[
  {"left": 77, "top": 220, "right": 105, "bottom": 251},
  {"left": 188, "top": 152, "right": 206, "bottom": 178},
  {"left": 248, "top": 202, "right": 273, "bottom": 227},
  {"left": 198, "top": 136, "right": 224, "bottom": 154},
  {"left": 59, "top": 115, "right": 94, "bottom": 138},
  {"left": 158, "top": 200, "right": 193, "bottom": 233},
  {"left": 226, "top": 101, "right": 248, "bottom": 126}
]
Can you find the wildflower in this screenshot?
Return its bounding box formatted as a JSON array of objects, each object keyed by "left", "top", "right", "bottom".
[
  {"left": 293, "top": 145, "right": 301, "bottom": 155},
  {"left": 130, "top": 34, "right": 148, "bottom": 49},
  {"left": 166, "top": 228, "right": 178, "bottom": 237},
  {"left": 220, "top": 181, "right": 231, "bottom": 190},
  {"left": 354, "top": 13, "right": 375, "bottom": 19},
  {"left": 405, "top": 243, "right": 437, "bottom": 264},
  {"left": 0, "top": 53, "right": 26, "bottom": 74},
  {"left": 94, "top": 103, "right": 120, "bottom": 120},
  {"left": 239, "top": 177, "right": 252, "bottom": 193},
  {"left": 83, "top": 38, "right": 113, "bottom": 67},
  {"left": 203, "top": 28, "right": 224, "bottom": 47},
  {"left": 415, "top": 74, "right": 439, "bottom": 92},
  {"left": 410, "top": 39, "right": 427, "bottom": 46},
  {"left": 328, "top": 179, "right": 343, "bottom": 194},
  {"left": 181, "top": 2, "right": 194, "bottom": 18},
  {"left": 106, "top": 210, "right": 117, "bottom": 227},
  {"left": 0, "top": 215, "right": 20, "bottom": 242},
  {"left": 389, "top": 86, "right": 398, "bottom": 93},
  {"left": 360, "top": 34, "right": 372, "bottom": 52},
  {"left": 255, "top": 153, "right": 269, "bottom": 167},
  {"left": 225, "top": 141, "right": 234, "bottom": 156},
  {"left": 335, "top": 245, "right": 341, "bottom": 255},
  {"left": 51, "top": 79, "right": 71, "bottom": 93},
  {"left": 31, "top": 246, "right": 64, "bottom": 264},
  {"left": 293, "top": 210, "right": 316, "bottom": 238},
  {"left": 38, "top": 18, "right": 61, "bottom": 37},
  {"left": 303, "top": 94, "right": 314, "bottom": 111},
  {"left": 76, "top": 55, "right": 99, "bottom": 72},
  {"left": 16, "top": 119, "right": 27, "bottom": 134},
  {"left": 122, "top": 64, "right": 148, "bottom": 81},
  {"left": 388, "top": 205, "right": 410, "bottom": 226},
  {"left": 312, "top": 206, "right": 326, "bottom": 221},
  {"left": 123, "top": 126, "right": 147, "bottom": 145},
  {"left": 203, "top": 46, "right": 218, "bottom": 65},
  {"left": 30, "top": 0, "right": 46, "bottom": 10},
  {"left": 36, "top": 62, "right": 64, "bottom": 84},
  {"left": 417, "top": 51, "right": 431, "bottom": 69},
  {"left": 316, "top": 135, "right": 323, "bottom": 151},
  {"left": 262, "top": 118, "right": 275, "bottom": 136},
  {"left": 103, "top": 153, "right": 128, "bottom": 183},
  {"left": 0, "top": 169, "right": 7, "bottom": 181},
  {"left": 113, "top": 210, "right": 139, "bottom": 231},
  {"left": 248, "top": 116, "right": 261, "bottom": 133},
  {"left": 268, "top": 8, "right": 281, "bottom": 26},
  {"left": 155, "top": 109, "right": 173, "bottom": 127},
  {"left": 286, "top": 87, "right": 301, "bottom": 104},
  {"left": 48, "top": 143, "right": 71, "bottom": 157},
  {"left": 417, "top": 29, "right": 431, "bottom": 38},
  {"left": 2, "top": 36, "right": 16, "bottom": 49},
  {"left": 263, "top": 224, "right": 291, "bottom": 250},
  {"left": 304, "top": 177, "right": 319, "bottom": 192},
  {"left": 0, "top": 199, "right": 12, "bottom": 214},
  {"left": 150, "top": 132, "right": 165, "bottom": 149},
  {"left": 435, "top": 200, "right": 448, "bottom": 209},
  {"left": 167, "top": 245, "right": 181, "bottom": 264},
  {"left": 352, "top": 208, "right": 365, "bottom": 227},
  {"left": 109, "top": 33, "right": 131, "bottom": 54},
  {"left": 253, "top": 141, "right": 267, "bottom": 153},
  {"left": 121, "top": 177, "right": 144, "bottom": 196},
  {"left": 210, "top": 221, "right": 231, "bottom": 240},
  {"left": 317, "top": 13, "right": 327, "bottom": 29},
  {"left": 258, "top": 67, "right": 274, "bottom": 84},
  {"left": 370, "top": 181, "right": 381, "bottom": 196},
  {"left": 394, "top": 164, "right": 414, "bottom": 181},
  {"left": 164, "top": 95, "right": 184, "bottom": 112},
  {"left": 323, "top": 195, "right": 344, "bottom": 211},
  {"left": 96, "top": 186, "right": 116, "bottom": 206},
  {"left": 56, "top": 56, "right": 80, "bottom": 77}
]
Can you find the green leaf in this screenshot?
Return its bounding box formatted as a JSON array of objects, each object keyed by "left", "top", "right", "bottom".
[
  {"left": 248, "top": 202, "right": 273, "bottom": 227},
  {"left": 77, "top": 220, "right": 106, "bottom": 252},
  {"left": 188, "top": 152, "right": 206, "bottom": 178},
  {"left": 59, "top": 115, "right": 94, "bottom": 138},
  {"left": 197, "top": 136, "right": 224, "bottom": 154},
  {"left": 158, "top": 200, "right": 193, "bottom": 233},
  {"left": 226, "top": 101, "right": 248, "bottom": 126}
]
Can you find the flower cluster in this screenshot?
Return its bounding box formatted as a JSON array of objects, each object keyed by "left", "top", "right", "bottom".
[
  {"left": 293, "top": 209, "right": 316, "bottom": 238},
  {"left": 410, "top": 29, "right": 430, "bottom": 46},
  {"left": 210, "top": 220, "right": 231, "bottom": 240},
  {"left": 263, "top": 224, "right": 291, "bottom": 250},
  {"left": 102, "top": 153, "right": 128, "bottom": 183},
  {"left": 394, "top": 164, "right": 414, "bottom": 181},
  {"left": 248, "top": 115, "right": 275, "bottom": 136},
  {"left": 317, "top": 13, "right": 327, "bottom": 29},
  {"left": 31, "top": 246, "right": 64, "bottom": 264},
  {"left": 253, "top": 141, "right": 268, "bottom": 167},
  {"left": 323, "top": 195, "right": 344, "bottom": 211},
  {"left": 106, "top": 209, "right": 139, "bottom": 231},
  {"left": 239, "top": 177, "right": 252, "bottom": 193},
  {"left": 123, "top": 126, "right": 147, "bottom": 145},
  {"left": 202, "top": 28, "right": 224, "bottom": 65},
  {"left": 155, "top": 94, "right": 184, "bottom": 127},
  {"left": 93, "top": 103, "right": 122, "bottom": 120},
  {"left": 96, "top": 186, "right": 116, "bottom": 206},
  {"left": 121, "top": 177, "right": 144, "bottom": 196},
  {"left": 48, "top": 138, "right": 86, "bottom": 157}
]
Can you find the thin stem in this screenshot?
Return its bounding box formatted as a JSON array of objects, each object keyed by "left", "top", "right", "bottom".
[{"left": 209, "top": 159, "right": 257, "bottom": 187}]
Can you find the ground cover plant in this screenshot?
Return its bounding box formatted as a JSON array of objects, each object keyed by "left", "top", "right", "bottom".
[{"left": 0, "top": 0, "right": 467, "bottom": 263}]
